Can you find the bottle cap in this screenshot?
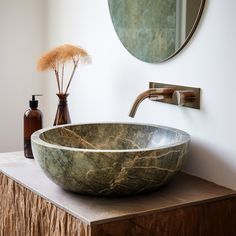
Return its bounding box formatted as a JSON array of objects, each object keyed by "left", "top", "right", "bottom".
[{"left": 30, "top": 95, "right": 42, "bottom": 108}]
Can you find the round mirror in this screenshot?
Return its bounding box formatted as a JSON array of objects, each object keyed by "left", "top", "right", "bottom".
[{"left": 108, "top": 0, "right": 206, "bottom": 63}]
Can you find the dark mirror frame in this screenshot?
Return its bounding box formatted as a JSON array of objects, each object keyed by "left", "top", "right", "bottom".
[{"left": 165, "top": 0, "right": 206, "bottom": 62}]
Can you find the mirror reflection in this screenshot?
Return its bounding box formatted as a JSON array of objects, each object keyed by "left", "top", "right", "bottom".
[{"left": 108, "top": 0, "right": 205, "bottom": 63}]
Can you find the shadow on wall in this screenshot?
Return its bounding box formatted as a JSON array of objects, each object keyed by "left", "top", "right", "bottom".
[{"left": 184, "top": 140, "right": 236, "bottom": 190}]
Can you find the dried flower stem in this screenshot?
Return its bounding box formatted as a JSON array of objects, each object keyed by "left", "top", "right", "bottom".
[
  {"left": 65, "top": 59, "right": 79, "bottom": 94},
  {"left": 54, "top": 68, "right": 61, "bottom": 93},
  {"left": 61, "top": 63, "right": 64, "bottom": 93}
]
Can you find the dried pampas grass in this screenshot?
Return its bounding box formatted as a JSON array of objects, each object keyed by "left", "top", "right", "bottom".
[{"left": 37, "top": 44, "right": 91, "bottom": 94}]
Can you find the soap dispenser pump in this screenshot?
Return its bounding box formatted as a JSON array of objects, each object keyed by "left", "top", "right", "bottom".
[{"left": 24, "top": 95, "right": 43, "bottom": 159}]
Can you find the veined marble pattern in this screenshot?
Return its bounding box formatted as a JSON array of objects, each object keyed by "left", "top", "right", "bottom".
[{"left": 32, "top": 123, "right": 190, "bottom": 196}]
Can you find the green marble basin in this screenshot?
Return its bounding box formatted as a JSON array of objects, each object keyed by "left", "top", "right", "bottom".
[{"left": 32, "top": 123, "right": 190, "bottom": 196}]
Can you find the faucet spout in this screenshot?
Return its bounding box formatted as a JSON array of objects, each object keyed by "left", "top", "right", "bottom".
[
  {"left": 129, "top": 89, "right": 150, "bottom": 118},
  {"left": 129, "top": 88, "right": 174, "bottom": 118}
]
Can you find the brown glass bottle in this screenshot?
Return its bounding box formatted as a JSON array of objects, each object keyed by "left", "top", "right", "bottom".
[{"left": 24, "top": 95, "right": 43, "bottom": 158}]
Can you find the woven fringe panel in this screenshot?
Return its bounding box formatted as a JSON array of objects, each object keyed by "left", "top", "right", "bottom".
[{"left": 0, "top": 173, "right": 90, "bottom": 236}]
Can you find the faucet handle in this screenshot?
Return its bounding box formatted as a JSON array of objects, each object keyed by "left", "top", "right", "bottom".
[
  {"left": 172, "top": 90, "right": 196, "bottom": 106},
  {"left": 149, "top": 87, "right": 175, "bottom": 101}
]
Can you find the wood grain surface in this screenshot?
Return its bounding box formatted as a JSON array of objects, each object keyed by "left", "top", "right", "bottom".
[
  {"left": 91, "top": 197, "right": 236, "bottom": 236},
  {"left": 0, "top": 172, "right": 90, "bottom": 236}
]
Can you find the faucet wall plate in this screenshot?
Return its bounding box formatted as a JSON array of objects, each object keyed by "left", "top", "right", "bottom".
[{"left": 149, "top": 82, "right": 200, "bottom": 109}]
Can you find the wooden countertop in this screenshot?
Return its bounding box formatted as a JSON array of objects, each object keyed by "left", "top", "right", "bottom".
[{"left": 0, "top": 152, "right": 235, "bottom": 225}]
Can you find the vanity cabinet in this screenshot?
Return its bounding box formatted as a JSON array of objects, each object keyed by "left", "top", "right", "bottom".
[{"left": 0, "top": 152, "right": 235, "bottom": 236}]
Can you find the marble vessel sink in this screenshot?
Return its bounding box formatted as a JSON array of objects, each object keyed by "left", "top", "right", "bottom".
[{"left": 32, "top": 123, "right": 190, "bottom": 196}]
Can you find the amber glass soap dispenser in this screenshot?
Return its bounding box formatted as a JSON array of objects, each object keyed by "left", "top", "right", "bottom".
[{"left": 24, "top": 95, "right": 43, "bottom": 159}]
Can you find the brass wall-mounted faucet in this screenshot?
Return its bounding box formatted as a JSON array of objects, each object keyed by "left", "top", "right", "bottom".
[{"left": 129, "top": 82, "right": 200, "bottom": 118}]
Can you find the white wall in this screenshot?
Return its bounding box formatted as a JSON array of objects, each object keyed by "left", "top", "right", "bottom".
[
  {"left": 15, "top": 0, "right": 236, "bottom": 190},
  {"left": 0, "top": 0, "right": 45, "bottom": 152}
]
